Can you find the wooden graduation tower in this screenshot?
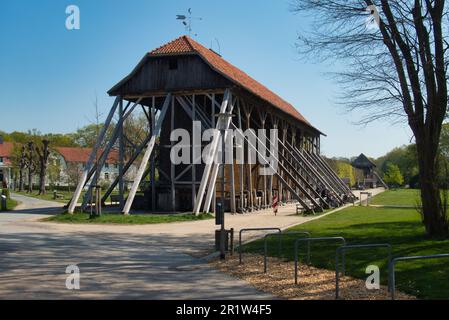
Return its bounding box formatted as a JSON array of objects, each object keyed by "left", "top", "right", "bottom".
[{"left": 68, "top": 36, "right": 354, "bottom": 215}]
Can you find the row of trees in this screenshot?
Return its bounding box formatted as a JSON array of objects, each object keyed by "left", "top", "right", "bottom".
[
  {"left": 327, "top": 122, "right": 448, "bottom": 190},
  {"left": 375, "top": 123, "right": 449, "bottom": 188},
  {"left": 2, "top": 111, "right": 151, "bottom": 195},
  {"left": 11, "top": 140, "right": 51, "bottom": 195}
]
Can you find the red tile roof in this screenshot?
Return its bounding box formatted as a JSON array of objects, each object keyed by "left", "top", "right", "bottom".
[
  {"left": 112, "top": 36, "right": 320, "bottom": 133},
  {"left": 151, "top": 36, "right": 314, "bottom": 128},
  {"left": 55, "top": 147, "right": 119, "bottom": 164},
  {"left": 0, "top": 142, "right": 14, "bottom": 157},
  {"left": 0, "top": 142, "right": 14, "bottom": 166}
]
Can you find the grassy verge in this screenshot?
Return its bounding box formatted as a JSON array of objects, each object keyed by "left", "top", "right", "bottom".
[
  {"left": 14, "top": 190, "right": 128, "bottom": 204},
  {"left": 6, "top": 198, "right": 18, "bottom": 210},
  {"left": 370, "top": 189, "right": 420, "bottom": 206},
  {"left": 245, "top": 206, "right": 449, "bottom": 299},
  {"left": 0, "top": 198, "right": 18, "bottom": 211},
  {"left": 44, "top": 212, "right": 213, "bottom": 225}
]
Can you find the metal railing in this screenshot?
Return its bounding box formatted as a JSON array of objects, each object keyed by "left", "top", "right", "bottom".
[
  {"left": 239, "top": 228, "right": 282, "bottom": 264},
  {"left": 335, "top": 244, "right": 392, "bottom": 299},
  {"left": 263, "top": 231, "right": 311, "bottom": 273},
  {"left": 294, "top": 237, "right": 346, "bottom": 284},
  {"left": 389, "top": 253, "right": 449, "bottom": 300}
]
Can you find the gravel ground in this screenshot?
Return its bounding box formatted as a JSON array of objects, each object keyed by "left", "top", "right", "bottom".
[{"left": 210, "top": 254, "right": 415, "bottom": 300}]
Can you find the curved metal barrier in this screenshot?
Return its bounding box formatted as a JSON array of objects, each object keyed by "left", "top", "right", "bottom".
[
  {"left": 263, "top": 231, "right": 311, "bottom": 273},
  {"left": 389, "top": 253, "right": 449, "bottom": 300},
  {"left": 335, "top": 244, "right": 392, "bottom": 299},
  {"left": 239, "top": 228, "right": 282, "bottom": 264},
  {"left": 294, "top": 237, "right": 346, "bottom": 284}
]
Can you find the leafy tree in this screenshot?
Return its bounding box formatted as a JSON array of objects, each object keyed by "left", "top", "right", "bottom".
[
  {"left": 336, "top": 161, "right": 356, "bottom": 187},
  {"left": 376, "top": 144, "right": 418, "bottom": 185},
  {"left": 65, "top": 162, "right": 82, "bottom": 192},
  {"left": 383, "top": 163, "right": 404, "bottom": 188},
  {"left": 324, "top": 157, "right": 363, "bottom": 187},
  {"left": 47, "top": 155, "right": 62, "bottom": 189},
  {"left": 35, "top": 140, "right": 50, "bottom": 195},
  {"left": 72, "top": 124, "right": 114, "bottom": 148}
]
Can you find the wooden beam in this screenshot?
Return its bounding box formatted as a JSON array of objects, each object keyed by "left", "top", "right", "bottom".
[
  {"left": 81, "top": 98, "right": 143, "bottom": 210},
  {"left": 192, "top": 94, "right": 197, "bottom": 210},
  {"left": 118, "top": 98, "right": 125, "bottom": 209},
  {"left": 237, "top": 101, "right": 245, "bottom": 212},
  {"left": 170, "top": 96, "right": 176, "bottom": 212},
  {"left": 193, "top": 89, "right": 231, "bottom": 215},
  {"left": 231, "top": 122, "right": 314, "bottom": 212},
  {"left": 202, "top": 96, "right": 236, "bottom": 213},
  {"left": 122, "top": 94, "right": 172, "bottom": 214},
  {"left": 68, "top": 96, "right": 120, "bottom": 214},
  {"left": 101, "top": 133, "right": 152, "bottom": 203},
  {"left": 151, "top": 97, "right": 156, "bottom": 212}
]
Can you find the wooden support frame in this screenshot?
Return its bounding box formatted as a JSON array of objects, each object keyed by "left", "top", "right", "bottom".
[
  {"left": 310, "top": 152, "right": 355, "bottom": 197},
  {"left": 68, "top": 96, "right": 120, "bottom": 214},
  {"left": 81, "top": 97, "right": 144, "bottom": 210},
  {"left": 193, "top": 89, "right": 231, "bottom": 215},
  {"left": 151, "top": 97, "right": 157, "bottom": 211},
  {"left": 202, "top": 95, "right": 236, "bottom": 213},
  {"left": 101, "top": 133, "right": 153, "bottom": 203},
  {"left": 122, "top": 93, "right": 172, "bottom": 215},
  {"left": 283, "top": 140, "right": 344, "bottom": 205},
  {"left": 230, "top": 122, "right": 316, "bottom": 212},
  {"left": 241, "top": 101, "right": 254, "bottom": 212},
  {"left": 118, "top": 98, "right": 125, "bottom": 209},
  {"left": 77, "top": 89, "right": 349, "bottom": 215}
]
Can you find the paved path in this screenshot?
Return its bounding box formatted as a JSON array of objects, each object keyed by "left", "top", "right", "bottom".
[{"left": 0, "top": 188, "right": 384, "bottom": 299}]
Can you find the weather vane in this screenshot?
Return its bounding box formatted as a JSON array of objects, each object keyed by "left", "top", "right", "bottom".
[{"left": 176, "top": 8, "right": 202, "bottom": 37}]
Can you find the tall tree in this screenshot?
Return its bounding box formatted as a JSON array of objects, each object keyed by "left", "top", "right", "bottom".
[
  {"left": 26, "top": 141, "right": 35, "bottom": 193},
  {"left": 383, "top": 163, "right": 405, "bottom": 187},
  {"left": 18, "top": 145, "right": 26, "bottom": 192},
  {"left": 293, "top": 0, "right": 449, "bottom": 238},
  {"left": 36, "top": 140, "right": 50, "bottom": 195}
]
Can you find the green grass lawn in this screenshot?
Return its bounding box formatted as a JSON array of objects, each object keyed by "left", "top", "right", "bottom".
[
  {"left": 44, "top": 212, "right": 213, "bottom": 224},
  {"left": 370, "top": 189, "right": 421, "bottom": 206},
  {"left": 245, "top": 206, "right": 449, "bottom": 299},
  {"left": 6, "top": 198, "right": 18, "bottom": 210}
]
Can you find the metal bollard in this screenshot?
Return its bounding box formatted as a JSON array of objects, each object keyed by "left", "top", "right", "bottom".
[{"left": 1, "top": 195, "right": 7, "bottom": 211}]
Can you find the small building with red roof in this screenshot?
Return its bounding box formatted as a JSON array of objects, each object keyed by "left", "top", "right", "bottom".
[
  {"left": 53, "top": 147, "right": 121, "bottom": 187},
  {"left": 0, "top": 136, "right": 14, "bottom": 188}
]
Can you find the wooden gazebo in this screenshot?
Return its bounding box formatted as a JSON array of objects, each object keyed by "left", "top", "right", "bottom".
[{"left": 352, "top": 153, "right": 388, "bottom": 189}]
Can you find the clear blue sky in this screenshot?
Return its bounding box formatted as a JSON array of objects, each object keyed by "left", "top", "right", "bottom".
[{"left": 0, "top": 0, "right": 412, "bottom": 158}]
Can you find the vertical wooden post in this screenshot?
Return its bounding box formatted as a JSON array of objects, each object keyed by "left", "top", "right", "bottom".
[
  {"left": 211, "top": 94, "right": 217, "bottom": 214},
  {"left": 192, "top": 94, "right": 197, "bottom": 210},
  {"left": 193, "top": 90, "right": 231, "bottom": 215},
  {"left": 243, "top": 103, "right": 254, "bottom": 212},
  {"left": 151, "top": 97, "right": 156, "bottom": 212},
  {"left": 229, "top": 106, "right": 236, "bottom": 213},
  {"left": 122, "top": 94, "right": 171, "bottom": 215},
  {"left": 237, "top": 101, "right": 245, "bottom": 212},
  {"left": 203, "top": 94, "right": 235, "bottom": 213},
  {"left": 118, "top": 98, "right": 125, "bottom": 209},
  {"left": 171, "top": 96, "right": 176, "bottom": 212},
  {"left": 258, "top": 109, "right": 268, "bottom": 208},
  {"left": 283, "top": 123, "right": 290, "bottom": 202},
  {"left": 68, "top": 97, "right": 120, "bottom": 214},
  {"left": 268, "top": 115, "right": 278, "bottom": 207}
]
